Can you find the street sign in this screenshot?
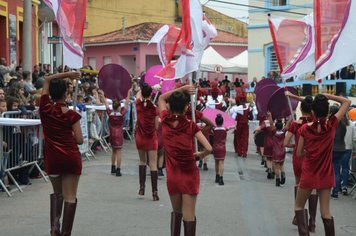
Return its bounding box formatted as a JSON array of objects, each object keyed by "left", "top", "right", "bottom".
[
  {"left": 47, "top": 36, "right": 62, "bottom": 44},
  {"left": 214, "top": 64, "right": 223, "bottom": 73}
]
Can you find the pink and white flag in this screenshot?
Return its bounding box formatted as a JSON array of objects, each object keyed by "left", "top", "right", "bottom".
[
  {"left": 314, "top": 0, "right": 355, "bottom": 79},
  {"left": 44, "top": 0, "right": 86, "bottom": 69},
  {"left": 150, "top": 0, "right": 217, "bottom": 80},
  {"left": 268, "top": 14, "right": 315, "bottom": 81}
]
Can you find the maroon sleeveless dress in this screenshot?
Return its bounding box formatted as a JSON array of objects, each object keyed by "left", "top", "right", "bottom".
[
  {"left": 107, "top": 107, "right": 126, "bottom": 149},
  {"left": 299, "top": 116, "right": 338, "bottom": 189},
  {"left": 161, "top": 110, "right": 201, "bottom": 195},
  {"left": 39, "top": 95, "right": 82, "bottom": 175},
  {"left": 287, "top": 117, "right": 312, "bottom": 178},
  {"left": 213, "top": 127, "right": 227, "bottom": 160},
  {"left": 135, "top": 98, "right": 158, "bottom": 150}
]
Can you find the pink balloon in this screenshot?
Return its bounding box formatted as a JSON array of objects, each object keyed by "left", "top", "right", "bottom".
[
  {"left": 145, "top": 65, "right": 175, "bottom": 94},
  {"left": 145, "top": 65, "right": 162, "bottom": 87},
  {"left": 161, "top": 80, "right": 175, "bottom": 94}
]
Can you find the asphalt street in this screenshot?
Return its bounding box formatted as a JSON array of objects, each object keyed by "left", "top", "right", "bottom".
[{"left": 1, "top": 129, "right": 356, "bottom": 236}]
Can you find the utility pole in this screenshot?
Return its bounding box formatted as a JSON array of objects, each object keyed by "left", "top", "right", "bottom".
[{"left": 23, "top": 0, "right": 32, "bottom": 71}]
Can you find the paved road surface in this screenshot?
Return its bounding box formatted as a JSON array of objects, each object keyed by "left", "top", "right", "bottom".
[{"left": 1, "top": 130, "right": 356, "bottom": 236}]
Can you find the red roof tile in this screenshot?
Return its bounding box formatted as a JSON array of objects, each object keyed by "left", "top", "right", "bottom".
[{"left": 84, "top": 22, "right": 247, "bottom": 46}]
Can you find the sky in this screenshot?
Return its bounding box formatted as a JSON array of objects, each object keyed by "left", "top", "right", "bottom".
[{"left": 200, "top": 0, "right": 249, "bottom": 23}]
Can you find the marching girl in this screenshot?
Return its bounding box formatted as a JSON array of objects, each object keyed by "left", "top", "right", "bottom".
[
  {"left": 294, "top": 94, "right": 350, "bottom": 236},
  {"left": 39, "top": 71, "right": 82, "bottom": 236},
  {"left": 158, "top": 85, "right": 212, "bottom": 236},
  {"left": 231, "top": 94, "right": 250, "bottom": 158},
  {"left": 213, "top": 114, "right": 228, "bottom": 186},
  {"left": 135, "top": 83, "right": 160, "bottom": 201},
  {"left": 271, "top": 118, "right": 286, "bottom": 187},
  {"left": 284, "top": 94, "right": 318, "bottom": 232},
  {"left": 102, "top": 89, "right": 131, "bottom": 177}
]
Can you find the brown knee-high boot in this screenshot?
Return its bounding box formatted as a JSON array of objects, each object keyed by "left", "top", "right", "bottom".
[
  {"left": 151, "top": 171, "right": 159, "bottom": 201},
  {"left": 138, "top": 165, "right": 146, "bottom": 195},
  {"left": 292, "top": 186, "right": 298, "bottom": 225},
  {"left": 61, "top": 200, "right": 77, "bottom": 236},
  {"left": 171, "top": 212, "right": 182, "bottom": 236},
  {"left": 295, "top": 209, "right": 310, "bottom": 236},
  {"left": 183, "top": 218, "right": 196, "bottom": 236},
  {"left": 308, "top": 194, "right": 318, "bottom": 232},
  {"left": 322, "top": 217, "right": 335, "bottom": 236},
  {"left": 50, "top": 193, "right": 63, "bottom": 236}
]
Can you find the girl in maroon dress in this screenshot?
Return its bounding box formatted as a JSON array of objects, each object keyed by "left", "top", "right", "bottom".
[
  {"left": 213, "top": 114, "right": 227, "bottom": 186},
  {"left": 284, "top": 94, "right": 318, "bottom": 232},
  {"left": 270, "top": 119, "right": 286, "bottom": 187},
  {"left": 135, "top": 83, "right": 160, "bottom": 201},
  {"left": 295, "top": 94, "right": 350, "bottom": 236},
  {"left": 158, "top": 85, "right": 212, "bottom": 236},
  {"left": 103, "top": 89, "right": 131, "bottom": 177},
  {"left": 39, "top": 71, "right": 82, "bottom": 236},
  {"left": 233, "top": 94, "right": 250, "bottom": 158}
]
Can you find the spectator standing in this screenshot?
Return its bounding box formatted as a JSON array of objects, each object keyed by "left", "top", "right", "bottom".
[
  {"left": 23, "top": 71, "right": 37, "bottom": 97},
  {"left": 0, "top": 58, "right": 16, "bottom": 86},
  {"left": 32, "top": 65, "right": 40, "bottom": 85}
]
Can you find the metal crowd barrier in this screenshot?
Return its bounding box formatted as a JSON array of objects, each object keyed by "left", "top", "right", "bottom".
[{"left": 0, "top": 110, "right": 48, "bottom": 197}]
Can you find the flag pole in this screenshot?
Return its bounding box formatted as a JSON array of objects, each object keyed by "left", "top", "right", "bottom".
[
  {"left": 189, "top": 72, "right": 198, "bottom": 152},
  {"left": 284, "top": 81, "right": 295, "bottom": 121}
]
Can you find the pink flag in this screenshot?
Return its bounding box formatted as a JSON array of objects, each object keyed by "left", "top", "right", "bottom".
[
  {"left": 150, "top": 1, "right": 217, "bottom": 80},
  {"left": 44, "top": 0, "right": 86, "bottom": 69},
  {"left": 314, "top": 0, "right": 355, "bottom": 79},
  {"left": 268, "top": 14, "right": 315, "bottom": 80}
]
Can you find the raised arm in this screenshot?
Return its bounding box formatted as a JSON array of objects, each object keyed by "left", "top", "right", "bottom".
[
  {"left": 123, "top": 88, "right": 132, "bottom": 110},
  {"left": 323, "top": 93, "right": 351, "bottom": 121},
  {"left": 100, "top": 93, "right": 109, "bottom": 110},
  {"left": 42, "top": 72, "right": 81, "bottom": 95},
  {"left": 285, "top": 90, "right": 305, "bottom": 102},
  {"left": 158, "top": 85, "right": 195, "bottom": 112}
]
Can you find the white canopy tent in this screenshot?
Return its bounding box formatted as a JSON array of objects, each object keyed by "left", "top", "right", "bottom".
[
  {"left": 199, "top": 46, "right": 247, "bottom": 74},
  {"left": 228, "top": 50, "right": 248, "bottom": 69}
]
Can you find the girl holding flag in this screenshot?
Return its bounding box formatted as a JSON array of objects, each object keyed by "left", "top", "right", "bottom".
[{"left": 158, "top": 85, "right": 212, "bottom": 236}]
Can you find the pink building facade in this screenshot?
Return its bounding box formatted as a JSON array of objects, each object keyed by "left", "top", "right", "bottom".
[{"left": 84, "top": 22, "right": 247, "bottom": 82}]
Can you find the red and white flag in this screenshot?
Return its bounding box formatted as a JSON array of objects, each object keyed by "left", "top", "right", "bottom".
[
  {"left": 150, "top": 0, "right": 217, "bottom": 80},
  {"left": 314, "top": 0, "right": 355, "bottom": 79},
  {"left": 44, "top": 0, "right": 86, "bottom": 69},
  {"left": 268, "top": 14, "right": 315, "bottom": 81}
]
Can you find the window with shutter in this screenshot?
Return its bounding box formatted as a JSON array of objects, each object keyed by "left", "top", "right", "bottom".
[{"left": 267, "top": 0, "right": 287, "bottom": 7}]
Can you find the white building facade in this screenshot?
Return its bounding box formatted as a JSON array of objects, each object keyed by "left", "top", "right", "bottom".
[{"left": 247, "top": 0, "right": 313, "bottom": 82}]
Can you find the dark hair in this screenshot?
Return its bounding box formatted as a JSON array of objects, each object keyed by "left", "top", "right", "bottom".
[
  {"left": 215, "top": 114, "right": 224, "bottom": 126},
  {"left": 112, "top": 99, "right": 120, "bottom": 110},
  {"left": 275, "top": 119, "right": 283, "bottom": 130},
  {"left": 6, "top": 96, "right": 20, "bottom": 111},
  {"left": 22, "top": 71, "right": 31, "bottom": 80},
  {"left": 168, "top": 91, "right": 189, "bottom": 114},
  {"left": 329, "top": 105, "right": 339, "bottom": 116},
  {"left": 141, "top": 83, "right": 152, "bottom": 98},
  {"left": 301, "top": 95, "right": 313, "bottom": 114},
  {"left": 312, "top": 94, "right": 329, "bottom": 118},
  {"left": 49, "top": 78, "right": 67, "bottom": 101}
]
